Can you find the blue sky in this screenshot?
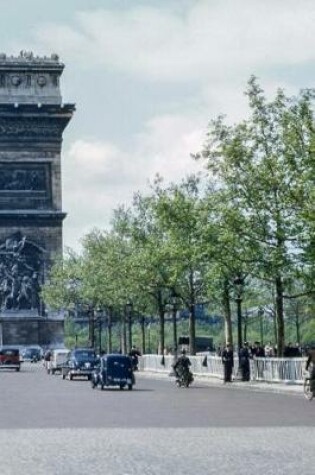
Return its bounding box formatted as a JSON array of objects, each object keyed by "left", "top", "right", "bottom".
[{"left": 1, "top": 0, "right": 314, "bottom": 251}]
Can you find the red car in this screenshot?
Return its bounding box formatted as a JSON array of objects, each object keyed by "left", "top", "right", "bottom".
[{"left": 0, "top": 347, "right": 21, "bottom": 371}]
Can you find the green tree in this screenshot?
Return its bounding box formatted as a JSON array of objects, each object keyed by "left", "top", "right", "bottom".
[{"left": 196, "top": 77, "right": 315, "bottom": 355}]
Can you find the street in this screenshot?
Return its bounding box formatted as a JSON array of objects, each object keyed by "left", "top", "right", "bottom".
[{"left": 0, "top": 362, "right": 314, "bottom": 474}]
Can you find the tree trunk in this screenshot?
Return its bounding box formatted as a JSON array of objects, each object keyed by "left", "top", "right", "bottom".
[
  {"left": 121, "top": 311, "right": 127, "bottom": 354},
  {"left": 88, "top": 307, "right": 95, "bottom": 349},
  {"left": 295, "top": 303, "right": 301, "bottom": 344},
  {"left": 222, "top": 279, "right": 233, "bottom": 345},
  {"left": 275, "top": 276, "right": 285, "bottom": 356},
  {"left": 189, "top": 303, "right": 196, "bottom": 355},
  {"left": 107, "top": 307, "right": 112, "bottom": 354},
  {"left": 127, "top": 308, "right": 132, "bottom": 354},
  {"left": 140, "top": 315, "right": 146, "bottom": 354}
]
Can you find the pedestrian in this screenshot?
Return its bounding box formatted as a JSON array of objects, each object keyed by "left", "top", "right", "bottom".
[
  {"left": 264, "top": 341, "right": 274, "bottom": 357},
  {"left": 239, "top": 342, "right": 251, "bottom": 381},
  {"left": 305, "top": 347, "right": 315, "bottom": 394},
  {"left": 222, "top": 342, "right": 234, "bottom": 383}
]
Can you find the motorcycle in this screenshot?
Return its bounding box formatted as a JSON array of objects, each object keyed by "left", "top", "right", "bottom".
[
  {"left": 130, "top": 355, "right": 139, "bottom": 372},
  {"left": 175, "top": 367, "right": 194, "bottom": 388}
]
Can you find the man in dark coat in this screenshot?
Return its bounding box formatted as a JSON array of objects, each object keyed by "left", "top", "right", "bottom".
[
  {"left": 239, "top": 342, "right": 251, "bottom": 381},
  {"left": 305, "top": 348, "right": 315, "bottom": 394},
  {"left": 222, "top": 343, "right": 234, "bottom": 383}
]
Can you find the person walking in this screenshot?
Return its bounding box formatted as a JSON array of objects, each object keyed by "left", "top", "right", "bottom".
[{"left": 222, "top": 343, "right": 234, "bottom": 383}]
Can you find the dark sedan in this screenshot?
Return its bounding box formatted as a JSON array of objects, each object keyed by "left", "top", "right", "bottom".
[
  {"left": 21, "top": 347, "right": 42, "bottom": 362},
  {"left": 61, "top": 348, "right": 97, "bottom": 380},
  {"left": 0, "top": 347, "right": 21, "bottom": 371}
]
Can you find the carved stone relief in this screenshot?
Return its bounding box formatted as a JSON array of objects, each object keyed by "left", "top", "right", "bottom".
[
  {"left": 0, "top": 163, "right": 51, "bottom": 210},
  {"left": 0, "top": 118, "right": 63, "bottom": 138},
  {"left": 0, "top": 232, "right": 44, "bottom": 312}
]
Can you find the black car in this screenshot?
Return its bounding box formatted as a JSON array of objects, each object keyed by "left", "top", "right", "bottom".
[
  {"left": 61, "top": 348, "right": 97, "bottom": 380},
  {"left": 91, "top": 354, "right": 135, "bottom": 390},
  {"left": 21, "top": 347, "right": 42, "bottom": 362}
]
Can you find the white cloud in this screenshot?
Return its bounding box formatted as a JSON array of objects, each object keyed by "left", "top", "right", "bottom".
[
  {"left": 62, "top": 113, "right": 206, "bottom": 251},
  {"left": 17, "top": 0, "right": 313, "bottom": 251},
  {"left": 32, "top": 0, "right": 315, "bottom": 82}
]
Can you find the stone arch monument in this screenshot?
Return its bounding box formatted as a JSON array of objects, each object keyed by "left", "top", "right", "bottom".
[{"left": 0, "top": 52, "right": 75, "bottom": 346}]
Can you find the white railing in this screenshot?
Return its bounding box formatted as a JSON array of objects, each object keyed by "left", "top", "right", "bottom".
[{"left": 140, "top": 354, "right": 307, "bottom": 384}]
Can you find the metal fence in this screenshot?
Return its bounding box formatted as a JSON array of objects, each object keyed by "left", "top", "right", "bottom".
[{"left": 140, "top": 354, "right": 307, "bottom": 384}]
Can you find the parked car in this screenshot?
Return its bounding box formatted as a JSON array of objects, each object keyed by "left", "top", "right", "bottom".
[
  {"left": 61, "top": 348, "right": 97, "bottom": 380},
  {"left": 91, "top": 354, "right": 135, "bottom": 390},
  {"left": 21, "top": 346, "right": 42, "bottom": 362},
  {"left": 47, "top": 348, "right": 70, "bottom": 374},
  {"left": 0, "top": 346, "right": 21, "bottom": 371}
]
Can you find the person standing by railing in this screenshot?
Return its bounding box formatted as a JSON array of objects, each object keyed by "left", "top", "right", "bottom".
[
  {"left": 239, "top": 342, "right": 251, "bottom": 381},
  {"left": 222, "top": 343, "right": 234, "bottom": 383},
  {"left": 305, "top": 347, "right": 315, "bottom": 394}
]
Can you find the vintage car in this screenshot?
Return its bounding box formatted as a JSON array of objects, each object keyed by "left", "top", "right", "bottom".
[
  {"left": 61, "top": 348, "right": 97, "bottom": 380},
  {"left": 47, "top": 348, "right": 70, "bottom": 374},
  {"left": 0, "top": 346, "right": 21, "bottom": 371},
  {"left": 21, "top": 346, "right": 42, "bottom": 362},
  {"left": 91, "top": 354, "right": 135, "bottom": 390}
]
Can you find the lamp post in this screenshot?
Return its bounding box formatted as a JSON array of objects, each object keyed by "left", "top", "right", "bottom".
[
  {"left": 107, "top": 305, "right": 113, "bottom": 354},
  {"left": 95, "top": 308, "right": 103, "bottom": 355},
  {"left": 170, "top": 291, "right": 178, "bottom": 361},
  {"left": 121, "top": 310, "right": 127, "bottom": 354},
  {"left": 147, "top": 322, "right": 151, "bottom": 354},
  {"left": 88, "top": 305, "right": 95, "bottom": 349},
  {"left": 233, "top": 275, "right": 244, "bottom": 355},
  {"left": 258, "top": 307, "right": 264, "bottom": 345},
  {"left": 126, "top": 301, "right": 133, "bottom": 354}
]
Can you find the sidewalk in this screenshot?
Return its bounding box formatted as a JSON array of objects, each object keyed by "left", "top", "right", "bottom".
[{"left": 139, "top": 370, "right": 303, "bottom": 396}]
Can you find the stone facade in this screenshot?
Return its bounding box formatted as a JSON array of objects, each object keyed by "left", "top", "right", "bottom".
[{"left": 0, "top": 51, "right": 75, "bottom": 346}]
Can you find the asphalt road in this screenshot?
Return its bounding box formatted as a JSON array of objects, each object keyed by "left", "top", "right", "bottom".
[{"left": 0, "top": 362, "right": 314, "bottom": 474}]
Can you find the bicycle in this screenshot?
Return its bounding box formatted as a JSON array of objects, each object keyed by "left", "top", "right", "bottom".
[{"left": 303, "top": 372, "right": 314, "bottom": 401}]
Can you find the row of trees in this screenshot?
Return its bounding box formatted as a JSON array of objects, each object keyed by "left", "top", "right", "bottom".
[{"left": 42, "top": 78, "right": 315, "bottom": 356}]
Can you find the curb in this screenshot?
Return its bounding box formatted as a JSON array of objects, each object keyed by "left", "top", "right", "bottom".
[{"left": 138, "top": 370, "right": 303, "bottom": 396}]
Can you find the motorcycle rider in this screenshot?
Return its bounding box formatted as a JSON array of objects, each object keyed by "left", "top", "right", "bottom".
[
  {"left": 129, "top": 346, "right": 141, "bottom": 371},
  {"left": 173, "top": 349, "right": 193, "bottom": 384}
]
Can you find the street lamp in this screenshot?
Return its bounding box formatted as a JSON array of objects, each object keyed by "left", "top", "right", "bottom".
[
  {"left": 233, "top": 275, "right": 244, "bottom": 354},
  {"left": 87, "top": 304, "right": 95, "bottom": 349},
  {"left": 170, "top": 290, "right": 178, "bottom": 361},
  {"left": 95, "top": 308, "right": 103, "bottom": 355},
  {"left": 126, "top": 301, "right": 133, "bottom": 354},
  {"left": 107, "top": 305, "right": 113, "bottom": 354},
  {"left": 258, "top": 307, "right": 264, "bottom": 345},
  {"left": 147, "top": 321, "right": 151, "bottom": 354}
]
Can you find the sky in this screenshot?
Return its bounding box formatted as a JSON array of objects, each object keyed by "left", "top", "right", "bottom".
[{"left": 1, "top": 0, "right": 314, "bottom": 252}]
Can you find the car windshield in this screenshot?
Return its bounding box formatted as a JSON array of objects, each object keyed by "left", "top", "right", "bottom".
[
  {"left": 24, "top": 348, "right": 39, "bottom": 355},
  {"left": 73, "top": 351, "right": 95, "bottom": 361},
  {"left": 0, "top": 349, "right": 19, "bottom": 356}
]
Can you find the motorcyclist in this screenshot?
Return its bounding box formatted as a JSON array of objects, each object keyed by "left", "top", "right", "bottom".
[
  {"left": 129, "top": 346, "right": 141, "bottom": 371},
  {"left": 305, "top": 347, "right": 315, "bottom": 394},
  {"left": 173, "top": 349, "right": 193, "bottom": 384}
]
